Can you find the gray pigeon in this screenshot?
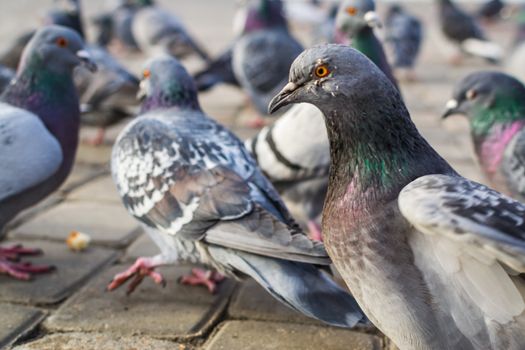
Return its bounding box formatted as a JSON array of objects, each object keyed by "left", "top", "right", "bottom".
[
  {"left": 442, "top": 71, "right": 525, "bottom": 203},
  {"left": 437, "top": 0, "right": 503, "bottom": 63},
  {"left": 107, "top": 56, "right": 365, "bottom": 329},
  {"left": 232, "top": 0, "right": 303, "bottom": 120},
  {"left": 270, "top": 44, "right": 525, "bottom": 350},
  {"left": 0, "top": 26, "right": 96, "bottom": 280},
  {"left": 335, "top": 0, "right": 398, "bottom": 89},
  {"left": 193, "top": 46, "right": 239, "bottom": 92},
  {"left": 384, "top": 5, "right": 423, "bottom": 81},
  {"left": 245, "top": 103, "right": 328, "bottom": 241},
  {"left": 131, "top": 3, "right": 210, "bottom": 62}
]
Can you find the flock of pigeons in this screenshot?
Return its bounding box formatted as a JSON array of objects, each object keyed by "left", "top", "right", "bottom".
[{"left": 1, "top": 0, "right": 525, "bottom": 349}]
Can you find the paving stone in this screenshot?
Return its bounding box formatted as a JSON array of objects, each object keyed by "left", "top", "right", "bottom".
[
  {"left": 203, "top": 320, "right": 383, "bottom": 350},
  {"left": 0, "top": 303, "right": 46, "bottom": 349},
  {"left": 45, "top": 264, "right": 236, "bottom": 341},
  {"left": 59, "top": 163, "right": 108, "bottom": 194},
  {"left": 0, "top": 240, "right": 117, "bottom": 305},
  {"left": 13, "top": 201, "right": 140, "bottom": 248},
  {"left": 124, "top": 231, "right": 160, "bottom": 261},
  {"left": 75, "top": 144, "right": 112, "bottom": 166},
  {"left": 12, "top": 332, "right": 189, "bottom": 350},
  {"left": 67, "top": 176, "right": 122, "bottom": 204},
  {"left": 229, "top": 279, "right": 323, "bottom": 326}
]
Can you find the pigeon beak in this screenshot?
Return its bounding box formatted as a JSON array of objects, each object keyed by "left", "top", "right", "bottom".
[
  {"left": 364, "top": 11, "right": 382, "bottom": 28},
  {"left": 442, "top": 99, "right": 460, "bottom": 119},
  {"left": 137, "top": 79, "right": 148, "bottom": 101},
  {"left": 268, "top": 82, "right": 298, "bottom": 114},
  {"left": 76, "top": 50, "right": 97, "bottom": 73}
]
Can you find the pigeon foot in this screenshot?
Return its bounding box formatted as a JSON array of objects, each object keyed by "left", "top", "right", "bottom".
[
  {"left": 0, "top": 245, "right": 55, "bottom": 280},
  {"left": 82, "top": 128, "right": 106, "bottom": 146},
  {"left": 107, "top": 257, "right": 166, "bottom": 295},
  {"left": 244, "top": 116, "right": 269, "bottom": 129},
  {"left": 179, "top": 268, "right": 224, "bottom": 294},
  {"left": 307, "top": 220, "right": 323, "bottom": 242}
]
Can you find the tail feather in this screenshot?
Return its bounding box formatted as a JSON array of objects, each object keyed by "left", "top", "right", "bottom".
[{"left": 209, "top": 246, "right": 365, "bottom": 328}]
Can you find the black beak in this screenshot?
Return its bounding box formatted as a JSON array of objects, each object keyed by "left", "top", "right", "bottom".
[
  {"left": 268, "top": 82, "right": 298, "bottom": 114},
  {"left": 441, "top": 99, "right": 460, "bottom": 119}
]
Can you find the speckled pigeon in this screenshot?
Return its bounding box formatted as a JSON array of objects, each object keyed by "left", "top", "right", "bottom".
[
  {"left": 270, "top": 44, "right": 525, "bottom": 350},
  {"left": 335, "top": 0, "right": 398, "bottom": 89},
  {"left": 107, "top": 56, "right": 365, "bottom": 328},
  {"left": 245, "top": 103, "right": 328, "bottom": 241},
  {"left": 131, "top": 2, "right": 210, "bottom": 62},
  {"left": 384, "top": 4, "right": 423, "bottom": 82},
  {"left": 232, "top": 0, "right": 303, "bottom": 122},
  {"left": 443, "top": 71, "right": 525, "bottom": 203},
  {"left": 0, "top": 25, "right": 96, "bottom": 280},
  {"left": 437, "top": 0, "right": 503, "bottom": 63}
]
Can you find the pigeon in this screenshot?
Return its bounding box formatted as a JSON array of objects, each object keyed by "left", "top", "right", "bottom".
[
  {"left": 0, "top": 26, "right": 96, "bottom": 280},
  {"left": 107, "top": 56, "right": 365, "bottom": 329},
  {"left": 384, "top": 4, "right": 423, "bottom": 82},
  {"left": 245, "top": 103, "right": 328, "bottom": 241},
  {"left": 232, "top": 0, "right": 304, "bottom": 121},
  {"left": 437, "top": 0, "right": 503, "bottom": 63},
  {"left": 193, "top": 46, "right": 239, "bottom": 92},
  {"left": 131, "top": 2, "right": 210, "bottom": 62},
  {"left": 269, "top": 44, "right": 525, "bottom": 350},
  {"left": 442, "top": 71, "right": 525, "bottom": 203},
  {"left": 335, "top": 0, "right": 398, "bottom": 89},
  {"left": 477, "top": 0, "right": 505, "bottom": 21}
]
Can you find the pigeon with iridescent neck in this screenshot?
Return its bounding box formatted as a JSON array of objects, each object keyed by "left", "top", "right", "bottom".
[
  {"left": 270, "top": 44, "right": 525, "bottom": 350},
  {"left": 108, "top": 56, "right": 365, "bottom": 329},
  {"left": 335, "top": 0, "right": 398, "bottom": 89},
  {"left": 443, "top": 72, "right": 525, "bottom": 203},
  {"left": 0, "top": 25, "right": 96, "bottom": 280}
]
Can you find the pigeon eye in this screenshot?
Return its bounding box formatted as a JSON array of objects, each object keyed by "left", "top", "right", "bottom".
[
  {"left": 314, "top": 64, "right": 330, "bottom": 78},
  {"left": 143, "top": 69, "right": 151, "bottom": 79},
  {"left": 466, "top": 89, "right": 477, "bottom": 100},
  {"left": 346, "top": 6, "right": 357, "bottom": 15},
  {"left": 56, "top": 37, "right": 68, "bottom": 48}
]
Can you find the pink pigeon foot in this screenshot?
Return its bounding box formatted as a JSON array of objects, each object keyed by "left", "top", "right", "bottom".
[
  {"left": 179, "top": 268, "right": 225, "bottom": 294},
  {"left": 244, "top": 116, "right": 269, "bottom": 129},
  {"left": 0, "top": 245, "right": 55, "bottom": 280},
  {"left": 307, "top": 220, "right": 323, "bottom": 242},
  {"left": 107, "top": 257, "right": 166, "bottom": 295},
  {"left": 82, "top": 128, "right": 106, "bottom": 146}
]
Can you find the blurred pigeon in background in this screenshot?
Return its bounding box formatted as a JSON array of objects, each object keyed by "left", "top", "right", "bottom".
[
  {"left": 436, "top": 0, "right": 503, "bottom": 63},
  {"left": 384, "top": 4, "right": 423, "bottom": 82},
  {"left": 270, "top": 44, "right": 525, "bottom": 350},
  {"left": 0, "top": 26, "right": 96, "bottom": 280},
  {"left": 477, "top": 0, "right": 505, "bottom": 22},
  {"left": 443, "top": 72, "right": 525, "bottom": 202},
  {"left": 108, "top": 56, "right": 365, "bottom": 329},
  {"left": 335, "top": 0, "right": 398, "bottom": 89},
  {"left": 193, "top": 46, "right": 239, "bottom": 92}
]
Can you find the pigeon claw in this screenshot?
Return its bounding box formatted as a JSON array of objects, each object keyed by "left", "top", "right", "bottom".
[
  {"left": 179, "top": 268, "right": 225, "bottom": 294},
  {"left": 0, "top": 244, "right": 54, "bottom": 280},
  {"left": 106, "top": 257, "right": 165, "bottom": 295}
]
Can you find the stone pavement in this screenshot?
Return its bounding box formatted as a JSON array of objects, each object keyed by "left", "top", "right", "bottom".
[{"left": 0, "top": 1, "right": 517, "bottom": 349}]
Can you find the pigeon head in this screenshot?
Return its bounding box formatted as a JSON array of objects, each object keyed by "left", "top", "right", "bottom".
[
  {"left": 138, "top": 56, "right": 201, "bottom": 113},
  {"left": 442, "top": 72, "right": 525, "bottom": 134},
  {"left": 233, "top": 0, "right": 287, "bottom": 36},
  {"left": 335, "top": 0, "right": 381, "bottom": 37},
  {"left": 18, "top": 25, "right": 96, "bottom": 75},
  {"left": 269, "top": 44, "right": 396, "bottom": 116}
]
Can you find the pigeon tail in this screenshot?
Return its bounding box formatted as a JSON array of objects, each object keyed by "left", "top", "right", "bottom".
[
  {"left": 209, "top": 246, "right": 365, "bottom": 328},
  {"left": 462, "top": 38, "right": 503, "bottom": 63}
]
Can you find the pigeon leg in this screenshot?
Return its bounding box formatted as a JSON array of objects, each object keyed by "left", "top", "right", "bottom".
[
  {"left": 83, "top": 128, "right": 106, "bottom": 146},
  {"left": 244, "top": 115, "right": 269, "bottom": 129},
  {"left": 179, "top": 267, "right": 225, "bottom": 294},
  {"left": 0, "top": 245, "right": 55, "bottom": 280},
  {"left": 107, "top": 256, "right": 167, "bottom": 295},
  {"left": 307, "top": 220, "right": 323, "bottom": 242}
]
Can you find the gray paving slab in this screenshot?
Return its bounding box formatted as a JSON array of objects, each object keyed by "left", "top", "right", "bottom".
[
  {"left": 12, "top": 201, "right": 140, "bottom": 249},
  {"left": 0, "top": 240, "right": 117, "bottom": 305},
  {"left": 228, "top": 279, "right": 323, "bottom": 326},
  {"left": 12, "top": 332, "right": 188, "bottom": 350},
  {"left": 75, "top": 144, "right": 112, "bottom": 166},
  {"left": 0, "top": 303, "right": 46, "bottom": 349},
  {"left": 203, "top": 320, "right": 383, "bottom": 350},
  {"left": 67, "top": 176, "right": 122, "bottom": 204},
  {"left": 45, "top": 264, "right": 236, "bottom": 341}
]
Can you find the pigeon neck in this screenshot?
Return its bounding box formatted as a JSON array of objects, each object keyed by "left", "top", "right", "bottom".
[
  {"left": 352, "top": 28, "right": 398, "bottom": 89},
  {"left": 140, "top": 86, "right": 201, "bottom": 114},
  {"left": 1, "top": 60, "right": 80, "bottom": 168}
]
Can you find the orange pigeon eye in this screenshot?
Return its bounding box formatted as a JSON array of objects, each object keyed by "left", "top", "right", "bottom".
[
  {"left": 314, "top": 64, "right": 330, "bottom": 78},
  {"left": 143, "top": 69, "right": 151, "bottom": 79},
  {"left": 56, "top": 37, "right": 68, "bottom": 47},
  {"left": 346, "top": 6, "right": 357, "bottom": 15}
]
